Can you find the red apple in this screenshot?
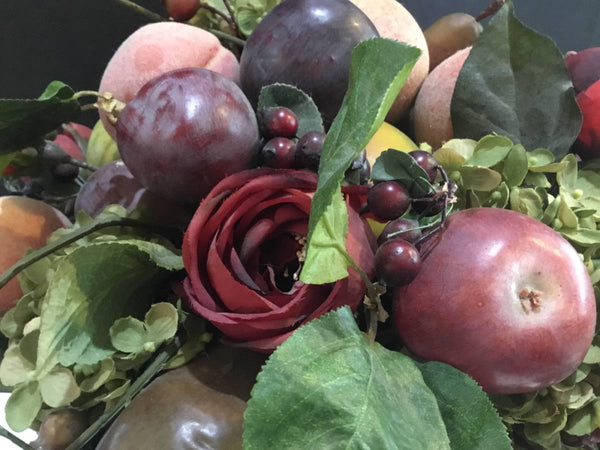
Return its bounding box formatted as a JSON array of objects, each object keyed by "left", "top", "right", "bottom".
[{"left": 394, "top": 208, "right": 596, "bottom": 394}]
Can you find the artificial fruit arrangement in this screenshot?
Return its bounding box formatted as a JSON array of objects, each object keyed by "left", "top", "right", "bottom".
[{"left": 0, "top": 0, "right": 599, "bottom": 449}]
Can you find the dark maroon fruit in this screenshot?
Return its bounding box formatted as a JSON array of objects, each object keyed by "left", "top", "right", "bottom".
[
  {"left": 50, "top": 163, "right": 79, "bottom": 181},
  {"left": 367, "top": 181, "right": 411, "bottom": 221},
  {"left": 375, "top": 239, "right": 421, "bottom": 287},
  {"left": 240, "top": 0, "right": 379, "bottom": 125},
  {"left": 565, "top": 48, "right": 600, "bottom": 94},
  {"left": 295, "top": 131, "right": 326, "bottom": 171},
  {"left": 259, "top": 137, "right": 296, "bottom": 169},
  {"left": 409, "top": 150, "right": 438, "bottom": 183},
  {"left": 378, "top": 218, "right": 421, "bottom": 245},
  {"left": 116, "top": 68, "right": 259, "bottom": 204},
  {"left": 260, "top": 107, "right": 299, "bottom": 139}
]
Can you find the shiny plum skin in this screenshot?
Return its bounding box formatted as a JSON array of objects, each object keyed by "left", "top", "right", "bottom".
[
  {"left": 394, "top": 208, "right": 596, "bottom": 394},
  {"left": 240, "top": 0, "right": 379, "bottom": 125},
  {"left": 116, "top": 68, "right": 259, "bottom": 204}
]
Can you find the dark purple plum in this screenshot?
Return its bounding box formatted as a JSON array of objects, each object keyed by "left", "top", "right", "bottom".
[
  {"left": 240, "top": 0, "right": 379, "bottom": 125},
  {"left": 75, "top": 161, "right": 191, "bottom": 228},
  {"left": 116, "top": 68, "right": 259, "bottom": 204}
]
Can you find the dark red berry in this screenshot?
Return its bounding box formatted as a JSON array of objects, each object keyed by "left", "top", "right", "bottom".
[
  {"left": 378, "top": 218, "right": 421, "bottom": 246},
  {"left": 260, "top": 107, "right": 299, "bottom": 139},
  {"left": 295, "top": 131, "right": 326, "bottom": 171},
  {"left": 51, "top": 163, "right": 79, "bottom": 181},
  {"left": 375, "top": 239, "right": 422, "bottom": 287},
  {"left": 259, "top": 137, "right": 296, "bottom": 169},
  {"left": 409, "top": 150, "right": 438, "bottom": 183},
  {"left": 367, "top": 181, "right": 411, "bottom": 221}
]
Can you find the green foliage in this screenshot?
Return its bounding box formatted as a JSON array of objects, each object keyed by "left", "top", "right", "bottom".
[
  {"left": 451, "top": 2, "right": 581, "bottom": 158},
  {"left": 257, "top": 83, "right": 323, "bottom": 138},
  {"left": 0, "top": 81, "right": 81, "bottom": 154},
  {"left": 244, "top": 307, "right": 509, "bottom": 450},
  {"left": 301, "top": 38, "right": 421, "bottom": 284},
  {"left": 371, "top": 149, "right": 434, "bottom": 197}
]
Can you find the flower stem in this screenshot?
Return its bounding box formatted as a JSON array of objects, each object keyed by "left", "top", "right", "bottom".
[
  {"left": 0, "top": 216, "right": 175, "bottom": 292},
  {"left": 0, "top": 425, "right": 34, "bottom": 450},
  {"left": 65, "top": 337, "right": 183, "bottom": 450}
]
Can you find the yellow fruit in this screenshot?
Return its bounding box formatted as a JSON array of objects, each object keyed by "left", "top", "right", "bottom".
[{"left": 366, "top": 122, "right": 418, "bottom": 166}]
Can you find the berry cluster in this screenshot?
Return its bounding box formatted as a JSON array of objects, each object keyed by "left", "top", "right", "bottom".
[{"left": 369, "top": 151, "right": 444, "bottom": 288}]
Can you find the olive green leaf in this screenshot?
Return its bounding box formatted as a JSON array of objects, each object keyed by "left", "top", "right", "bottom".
[
  {"left": 460, "top": 166, "right": 502, "bottom": 191},
  {"left": 510, "top": 187, "right": 544, "bottom": 220},
  {"left": 524, "top": 172, "right": 551, "bottom": 188},
  {"left": 503, "top": 145, "right": 529, "bottom": 188},
  {"left": 433, "top": 147, "right": 467, "bottom": 172},
  {"left": 0, "top": 345, "right": 35, "bottom": 387},
  {"left": 371, "top": 149, "right": 434, "bottom": 197},
  {"left": 6, "top": 381, "right": 42, "bottom": 432},
  {"left": 467, "top": 135, "right": 513, "bottom": 167},
  {"left": 80, "top": 358, "right": 116, "bottom": 393},
  {"left": 39, "top": 366, "right": 80, "bottom": 408},
  {"left": 110, "top": 317, "right": 147, "bottom": 354},
  {"left": 564, "top": 399, "right": 600, "bottom": 436}
]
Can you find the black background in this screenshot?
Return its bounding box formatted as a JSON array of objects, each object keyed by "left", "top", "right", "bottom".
[{"left": 1, "top": 0, "right": 599, "bottom": 103}]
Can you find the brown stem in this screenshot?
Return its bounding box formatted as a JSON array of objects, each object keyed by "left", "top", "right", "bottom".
[
  {"left": 221, "top": 0, "right": 242, "bottom": 38},
  {"left": 476, "top": 0, "right": 506, "bottom": 21},
  {"left": 198, "top": 2, "right": 237, "bottom": 34}
]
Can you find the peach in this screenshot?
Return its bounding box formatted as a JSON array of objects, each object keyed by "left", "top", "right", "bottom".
[
  {"left": 99, "top": 22, "right": 240, "bottom": 139},
  {"left": 412, "top": 47, "right": 471, "bottom": 150},
  {"left": 424, "top": 13, "right": 482, "bottom": 70},
  {"left": 350, "top": 0, "right": 429, "bottom": 124},
  {"left": 0, "top": 197, "right": 71, "bottom": 313}
]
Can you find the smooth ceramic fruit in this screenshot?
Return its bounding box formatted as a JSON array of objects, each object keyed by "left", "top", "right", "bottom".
[
  {"left": 412, "top": 47, "right": 471, "bottom": 150},
  {"left": 96, "top": 346, "right": 266, "bottom": 450},
  {"left": 424, "top": 13, "right": 482, "bottom": 70},
  {"left": 394, "top": 208, "right": 596, "bottom": 394},
  {"left": 0, "top": 196, "right": 71, "bottom": 313},
  {"left": 365, "top": 122, "right": 418, "bottom": 166},
  {"left": 116, "top": 68, "right": 259, "bottom": 204},
  {"left": 350, "top": 0, "right": 430, "bottom": 123},
  {"left": 240, "top": 0, "right": 379, "bottom": 126},
  {"left": 99, "top": 22, "right": 240, "bottom": 139}
]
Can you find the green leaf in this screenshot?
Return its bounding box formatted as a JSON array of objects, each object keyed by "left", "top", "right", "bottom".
[
  {"left": 35, "top": 240, "right": 182, "bottom": 375},
  {"left": 419, "top": 362, "right": 511, "bottom": 450},
  {"left": 524, "top": 172, "right": 551, "bottom": 189},
  {"left": 564, "top": 399, "right": 600, "bottom": 436},
  {"left": 585, "top": 346, "right": 600, "bottom": 364},
  {"left": 557, "top": 196, "right": 579, "bottom": 229},
  {"left": 0, "top": 81, "right": 81, "bottom": 154},
  {"left": 80, "top": 358, "right": 116, "bottom": 392},
  {"left": 258, "top": 84, "right": 324, "bottom": 138},
  {"left": 243, "top": 307, "right": 451, "bottom": 449},
  {"left": 542, "top": 196, "right": 561, "bottom": 225},
  {"left": 433, "top": 147, "right": 466, "bottom": 172},
  {"left": 440, "top": 138, "right": 477, "bottom": 161},
  {"left": 6, "top": 381, "right": 42, "bottom": 432},
  {"left": 557, "top": 153, "right": 579, "bottom": 190},
  {"left": 450, "top": 2, "right": 582, "bottom": 158},
  {"left": 460, "top": 166, "right": 502, "bottom": 191},
  {"left": 371, "top": 149, "right": 434, "bottom": 197},
  {"left": 468, "top": 135, "right": 513, "bottom": 167},
  {"left": 503, "top": 145, "right": 529, "bottom": 188},
  {"left": 0, "top": 345, "right": 35, "bottom": 386},
  {"left": 0, "top": 152, "right": 16, "bottom": 175},
  {"left": 561, "top": 229, "right": 600, "bottom": 246},
  {"left": 510, "top": 187, "right": 544, "bottom": 220},
  {"left": 110, "top": 317, "right": 146, "bottom": 354},
  {"left": 39, "top": 366, "right": 80, "bottom": 407},
  {"left": 301, "top": 38, "right": 421, "bottom": 284},
  {"left": 300, "top": 193, "right": 350, "bottom": 283},
  {"left": 145, "top": 302, "right": 178, "bottom": 343}
]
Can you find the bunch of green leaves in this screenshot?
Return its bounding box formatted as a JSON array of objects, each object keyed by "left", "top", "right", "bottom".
[
  {"left": 0, "top": 206, "right": 210, "bottom": 432},
  {"left": 435, "top": 136, "right": 600, "bottom": 447},
  {"left": 243, "top": 307, "right": 511, "bottom": 449}
]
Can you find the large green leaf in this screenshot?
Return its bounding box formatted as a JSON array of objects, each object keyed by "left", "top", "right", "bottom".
[
  {"left": 243, "top": 307, "right": 451, "bottom": 449},
  {"left": 35, "top": 240, "right": 183, "bottom": 376},
  {"left": 301, "top": 38, "right": 421, "bottom": 284},
  {"left": 0, "top": 81, "right": 81, "bottom": 154},
  {"left": 451, "top": 2, "right": 581, "bottom": 158}
]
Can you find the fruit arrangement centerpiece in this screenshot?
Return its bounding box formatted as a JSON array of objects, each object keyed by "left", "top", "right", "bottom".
[{"left": 1, "top": 0, "right": 600, "bottom": 449}]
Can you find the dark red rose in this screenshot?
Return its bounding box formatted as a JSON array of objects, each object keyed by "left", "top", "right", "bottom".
[{"left": 182, "top": 169, "right": 376, "bottom": 352}]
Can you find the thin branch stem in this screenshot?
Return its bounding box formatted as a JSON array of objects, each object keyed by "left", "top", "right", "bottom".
[
  {"left": 65, "top": 337, "right": 183, "bottom": 450},
  {"left": 113, "top": 0, "right": 165, "bottom": 22},
  {"left": 198, "top": 2, "right": 236, "bottom": 31},
  {"left": 221, "top": 0, "right": 243, "bottom": 38},
  {"left": 0, "top": 424, "right": 34, "bottom": 450},
  {"left": 0, "top": 217, "right": 175, "bottom": 292}
]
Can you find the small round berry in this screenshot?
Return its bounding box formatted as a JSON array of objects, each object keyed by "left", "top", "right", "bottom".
[
  {"left": 377, "top": 218, "right": 421, "bottom": 246},
  {"left": 259, "top": 137, "right": 296, "bottom": 169},
  {"left": 295, "top": 131, "right": 326, "bottom": 171},
  {"left": 260, "top": 107, "right": 299, "bottom": 139},
  {"left": 375, "top": 239, "right": 422, "bottom": 287},
  {"left": 51, "top": 163, "right": 79, "bottom": 181},
  {"left": 367, "top": 181, "right": 411, "bottom": 221},
  {"left": 409, "top": 150, "right": 438, "bottom": 183}
]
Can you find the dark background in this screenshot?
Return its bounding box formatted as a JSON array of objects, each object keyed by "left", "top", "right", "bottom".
[{"left": 1, "top": 0, "right": 599, "bottom": 103}]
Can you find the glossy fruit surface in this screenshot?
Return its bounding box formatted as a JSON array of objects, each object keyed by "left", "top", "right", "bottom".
[
  {"left": 394, "top": 208, "right": 596, "bottom": 394},
  {"left": 259, "top": 137, "right": 296, "bottom": 169},
  {"left": 295, "top": 131, "right": 326, "bottom": 171},
  {"left": 367, "top": 181, "right": 411, "bottom": 221},
  {"left": 240, "top": 0, "right": 378, "bottom": 125},
  {"left": 96, "top": 346, "right": 265, "bottom": 450},
  {"left": 31, "top": 409, "right": 88, "bottom": 450},
  {"left": 424, "top": 13, "right": 482, "bottom": 70},
  {"left": 116, "top": 68, "right": 259, "bottom": 204},
  {"left": 162, "top": 0, "right": 200, "bottom": 21},
  {"left": 365, "top": 122, "right": 418, "bottom": 166},
  {"left": 409, "top": 150, "right": 438, "bottom": 183},
  {"left": 377, "top": 218, "right": 421, "bottom": 245},
  {"left": 260, "top": 107, "right": 298, "bottom": 139},
  {"left": 565, "top": 47, "right": 600, "bottom": 94},
  {"left": 376, "top": 239, "right": 421, "bottom": 286}
]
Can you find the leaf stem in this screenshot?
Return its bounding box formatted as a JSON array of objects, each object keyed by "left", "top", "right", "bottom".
[
  {"left": 0, "top": 424, "right": 34, "bottom": 450},
  {"left": 221, "top": 0, "right": 243, "bottom": 39},
  {"left": 65, "top": 337, "right": 183, "bottom": 450},
  {"left": 0, "top": 216, "right": 176, "bottom": 292}
]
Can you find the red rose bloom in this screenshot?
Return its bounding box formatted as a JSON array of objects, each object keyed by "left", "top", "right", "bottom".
[{"left": 182, "top": 168, "right": 376, "bottom": 352}]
